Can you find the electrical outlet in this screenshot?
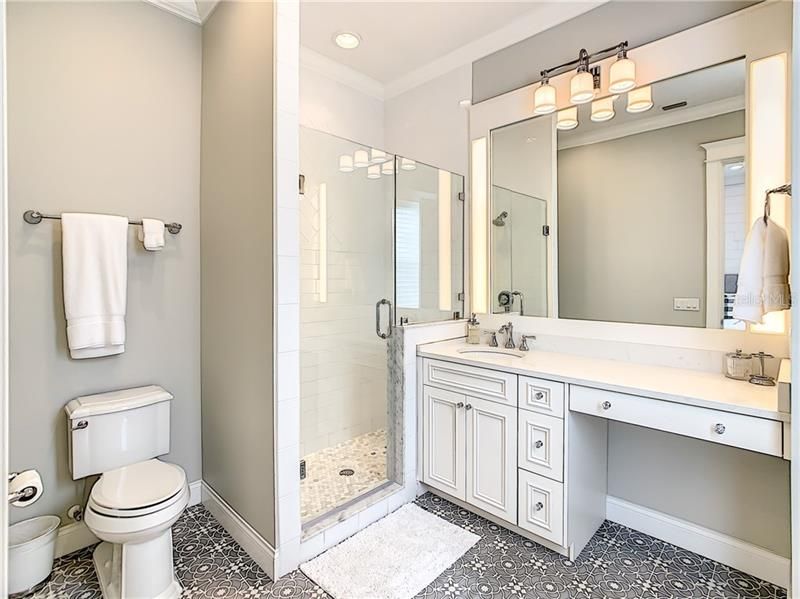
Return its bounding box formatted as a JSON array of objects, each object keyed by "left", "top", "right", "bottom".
[{"left": 673, "top": 297, "right": 700, "bottom": 312}]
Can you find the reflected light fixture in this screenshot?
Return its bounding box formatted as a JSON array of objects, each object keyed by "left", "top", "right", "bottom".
[
  {"left": 370, "top": 148, "right": 387, "bottom": 164},
  {"left": 338, "top": 154, "right": 354, "bottom": 173},
  {"left": 353, "top": 149, "right": 369, "bottom": 168},
  {"left": 381, "top": 160, "right": 395, "bottom": 176},
  {"left": 400, "top": 158, "right": 416, "bottom": 171},
  {"left": 591, "top": 96, "right": 615, "bottom": 122},
  {"left": 334, "top": 32, "right": 361, "bottom": 49},
  {"left": 570, "top": 50, "right": 595, "bottom": 104},
  {"left": 367, "top": 164, "right": 381, "bottom": 179},
  {"left": 556, "top": 106, "right": 578, "bottom": 130},
  {"left": 533, "top": 76, "right": 557, "bottom": 115},
  {"left": 627, "top": 85, "right": 653, "bottom": 113},
  {"left": 609, "top": 45, "right": 636, "bottom": 93}
]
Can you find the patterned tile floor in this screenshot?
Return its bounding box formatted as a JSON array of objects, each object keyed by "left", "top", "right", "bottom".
[
  {"left": 32, "top": 493, "right": 785, "bottom": 598},
  {"left": 300, "top": 429, "right": 387, "bottom": 522}
]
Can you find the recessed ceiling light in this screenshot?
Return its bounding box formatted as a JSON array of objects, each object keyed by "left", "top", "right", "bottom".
[{"left": 334, "top": 32, "right": 361, "bottom": 50}]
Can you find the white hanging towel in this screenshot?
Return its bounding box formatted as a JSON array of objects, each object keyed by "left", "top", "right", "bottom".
[
  {"left": 137, "top": 218, "right": 165, "bottom": 251},
  {"left": 61, "top": 213, "right": 129, "bottom": 359},
  {"left": 732, "top": 217, "right": 790, "bottom": 323}
]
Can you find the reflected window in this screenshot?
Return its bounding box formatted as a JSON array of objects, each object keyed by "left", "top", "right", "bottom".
[{"left": 396, "top": 200, "right": 421, "bottom": 309}]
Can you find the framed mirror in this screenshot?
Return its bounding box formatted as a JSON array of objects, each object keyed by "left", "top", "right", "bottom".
[{"left": 490, "top": 59, "right": 746, "bottom": 329}]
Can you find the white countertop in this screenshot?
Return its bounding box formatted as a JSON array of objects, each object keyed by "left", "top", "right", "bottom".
[{"left": 418, "top": 339, "right": 788, "bottom": 422}]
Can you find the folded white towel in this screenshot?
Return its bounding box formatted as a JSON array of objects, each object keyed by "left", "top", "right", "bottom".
[
  {"left": 732, "top": 217, "right": 791, "bottom": 323},
  {"left": 137, "top": 218, "right": 165, "bottom": 251},
  {"left": 61, "top": 213, "right": 128, "bottom": 359}
]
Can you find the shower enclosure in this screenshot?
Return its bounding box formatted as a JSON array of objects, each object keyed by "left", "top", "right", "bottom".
[{"left": 299, "top": 126, "right": 464, "bottom": 525}]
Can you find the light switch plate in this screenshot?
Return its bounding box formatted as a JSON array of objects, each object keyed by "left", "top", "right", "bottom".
[{"left": 673, "top": 297, "right": 701, "bottom": 311}]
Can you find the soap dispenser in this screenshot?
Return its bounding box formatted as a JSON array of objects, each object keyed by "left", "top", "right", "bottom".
[{"left": 466, "top": 313, "right": 481, "bottom": 344}]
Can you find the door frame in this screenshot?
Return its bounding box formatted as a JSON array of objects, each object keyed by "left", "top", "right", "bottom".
[
  {"left": 1, "top": 0, "right": 9, "bottom": 591},
  {"left": 791, "top": 3, "right": 800, "bottom": 595}
]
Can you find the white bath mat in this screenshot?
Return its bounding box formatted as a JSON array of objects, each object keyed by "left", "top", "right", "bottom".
[{"left": 300, "top": 503, "right": 479, "bottom": 599}]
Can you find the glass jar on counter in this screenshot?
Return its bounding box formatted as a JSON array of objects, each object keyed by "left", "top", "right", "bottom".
[{"left": 724, "top": 349, "right": 753, "bottom": 380}]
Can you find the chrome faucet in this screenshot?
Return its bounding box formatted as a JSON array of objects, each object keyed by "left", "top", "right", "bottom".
[
  {"left": 512, "top": 291, "right": 525, "bottom": 316},
  {"left": 519, "top": 334, "right": 536, "bottom": 351},
  {"left": 498, "top": 322, "right": 515, "bottom": 349}
]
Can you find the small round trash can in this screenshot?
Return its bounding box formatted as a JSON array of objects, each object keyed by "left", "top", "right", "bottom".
[{"left": 8, "top": 515, "right": 61, "bottom": 597}]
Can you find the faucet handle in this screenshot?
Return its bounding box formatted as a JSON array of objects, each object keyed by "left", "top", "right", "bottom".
[
  {"left": 520, "top": 334, "right": 536, "bottom": 352},
  {"left": 485, "top": 331, "right": 498, "bottom": 347}
]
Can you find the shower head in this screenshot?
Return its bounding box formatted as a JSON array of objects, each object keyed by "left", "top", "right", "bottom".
[{"left": 493, "top": 211, "right": 508, "bottom": 226}]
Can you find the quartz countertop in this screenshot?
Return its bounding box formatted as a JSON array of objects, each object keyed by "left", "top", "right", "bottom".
[{"left": 417, "top": 339, "right": 788, "bottom": 422}]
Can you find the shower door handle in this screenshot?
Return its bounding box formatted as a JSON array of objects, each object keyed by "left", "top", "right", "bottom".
[{"left": 375, "top": 298, "right": 394, "bottom": 339}]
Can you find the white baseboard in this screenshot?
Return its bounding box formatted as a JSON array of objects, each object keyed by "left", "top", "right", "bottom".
[
  {"left": 53, "top": 479, "right": 203, "bottom": 559},
  {"left": 606, "top": 496, "right": 789, "bottom": 589},
  {"left": 201, "top": 481, "right": 276, "bottom": 580}
]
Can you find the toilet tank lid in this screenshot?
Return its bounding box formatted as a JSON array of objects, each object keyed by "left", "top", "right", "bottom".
[{"left": 64, "top": 385, "right": 173, "bottom": 420}]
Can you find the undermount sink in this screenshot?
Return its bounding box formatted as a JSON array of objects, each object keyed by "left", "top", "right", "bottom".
[{"left": 457, "top": 347, "right": 525, "bottom": 359}]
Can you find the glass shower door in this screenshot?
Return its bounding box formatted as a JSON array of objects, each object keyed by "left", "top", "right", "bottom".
[{"left": 299, "top": 127, "right": 395, "bottom": 525}]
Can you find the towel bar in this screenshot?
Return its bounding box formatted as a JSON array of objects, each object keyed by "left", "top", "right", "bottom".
[{"left": 23, "top": 210, "right": 182, "bottom": 234}]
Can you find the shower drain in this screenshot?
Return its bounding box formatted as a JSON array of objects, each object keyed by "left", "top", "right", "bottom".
[{"left": 339, "top": 468, "right": 355, "bottom": 477}]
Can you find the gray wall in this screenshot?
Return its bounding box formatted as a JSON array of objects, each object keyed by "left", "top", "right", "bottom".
[
  {"left": 609, "top": 422, "right": 790, "bottom": 557},
  {"left": 201, "top": 0, "right": 276, "bottom": 545},
  {"left": 8, "top": 1, "right": 201, "bottom": 524},
  {"left": 558, "top": 111, "right": 745, "bottom": 327},
  {"left": 471, "top": 1, "right": 759, "bottom": 103}
]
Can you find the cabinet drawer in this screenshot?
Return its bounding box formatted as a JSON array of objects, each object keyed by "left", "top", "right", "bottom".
[
  {"left": 519, "top": 377, "right": 565, "bottom": 417},
  {"left": 570, "top": 385, "right": 783, "bottom": 457},
  {"left": 518, "top": 470, "right": 564, "bottom": 545},
  {"left": 518, "top": 411, "right": 563, "bottom": 482},
  {"left": 423, "top": 358, "right": 516, "bottom": 406}
]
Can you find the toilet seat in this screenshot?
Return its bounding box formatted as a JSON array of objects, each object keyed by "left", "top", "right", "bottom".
[{"left": 89, "top": 459, "right": 187, "bottom": 518}]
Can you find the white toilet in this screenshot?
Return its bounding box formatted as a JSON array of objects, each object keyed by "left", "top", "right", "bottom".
[{"left": 65, "top": 385, "right": 189, "bottom": 599}]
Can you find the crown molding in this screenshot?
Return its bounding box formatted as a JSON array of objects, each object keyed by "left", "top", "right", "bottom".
[
  {"left": 300, "top": 46, "right": 386, "bottom": 101},
  {"left": 143, "top": 0, "right": 202, "bottom": 24},
  {"left": 383, "top": 1, "right": 607, "bottom": 99}
]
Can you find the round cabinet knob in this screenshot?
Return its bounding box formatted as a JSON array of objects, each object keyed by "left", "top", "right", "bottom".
[
  {"left": 601, "top": 401, "right": 612, "bottom": 410},
  {"left": 534, "top": 440, "right": 544, "bottom": 449},
  {"left": 465, "top": 404, "right": 473, "bottom": 410},
  {"left": 456, "top": 402, "right": 464, "bottom": 409},
  {"left": 535, "top": 501, "right": 544, "bottom": 512},
  {"left": 534, "top": 392, "right": 544, "bottom": 400},
  {"left": 714, "top": 423, "right": 726, "bottom": 435}
]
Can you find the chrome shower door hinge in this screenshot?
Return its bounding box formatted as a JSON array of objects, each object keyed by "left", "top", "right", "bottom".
[
  {"left": 457, "top": 192, "right": 465, "bottom": 201},
  {"left": 457, "top": 291, "right": 465, "bottom": 301},
  {"left": 300, "top": 459, "right": 306, "bottom": 480},
  {"left": 542, "top": 225, "right": 550, "bottom": 236},
  {"left": 299, "top": 174, "right": 306, "bottom": 196}
]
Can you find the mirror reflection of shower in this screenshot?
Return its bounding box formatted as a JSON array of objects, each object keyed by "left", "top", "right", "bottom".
[{"left": 493, "top": 211, "right": 508, "bottom": 226}]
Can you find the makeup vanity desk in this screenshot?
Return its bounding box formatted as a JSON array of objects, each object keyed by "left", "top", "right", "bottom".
[{"left": 416, "top": 339, "right": 790, "bottom": 560}]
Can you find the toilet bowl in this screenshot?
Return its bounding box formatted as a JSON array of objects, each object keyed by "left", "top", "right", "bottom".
[{"left": 84, "top": 459, "right": 189, "bottom": 599}]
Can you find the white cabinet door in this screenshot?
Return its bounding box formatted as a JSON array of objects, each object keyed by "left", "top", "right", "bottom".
[
  {"left": 423, "top": 386, "right": 466, "bottom": 498},
  {"left": 465, "top": 396, "right": 517, "bottom": 523}
]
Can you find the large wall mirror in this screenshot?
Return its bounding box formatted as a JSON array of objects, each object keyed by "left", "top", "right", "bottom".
[{"left": 490, "top": 59, "right": 746, "bottom": 329}]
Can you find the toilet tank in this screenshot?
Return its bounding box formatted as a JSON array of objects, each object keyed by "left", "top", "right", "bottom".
[{"left": 64, "top": 385, "right": 173, "bottom": 480}]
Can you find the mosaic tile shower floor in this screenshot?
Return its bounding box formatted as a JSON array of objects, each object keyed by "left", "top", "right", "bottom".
[
  {"left": 31, "top": 493, "right": 785, "bottom": 598},
  {"left": 300, "top": 428, "right": 387, "bottom": 522}
]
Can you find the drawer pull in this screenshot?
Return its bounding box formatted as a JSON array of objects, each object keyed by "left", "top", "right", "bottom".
[
  {"left": 534, "top": 501, "right": 544, "bottom": 511},
  {"left": 534, "top": 440, "right": 544, "bottom": 449},
  {"left": 714, "top": 423, "right": 726, "bottom": 435},
  {"left": 465, "top": 403, "right": 473, "bottom": 410},
  {"left": 535, "top": 391, "right": 544, "bottom": 400},
  {"left": 601, "top": 401, "right": 612, "bottom": 410},
  {"left": 456, "top": 402, "right": 464, "bottom": 409}
]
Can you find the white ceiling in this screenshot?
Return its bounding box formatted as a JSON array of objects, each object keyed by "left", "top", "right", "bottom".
[{"left": 300, "top": 1, "right": 602, "bottom": 95}]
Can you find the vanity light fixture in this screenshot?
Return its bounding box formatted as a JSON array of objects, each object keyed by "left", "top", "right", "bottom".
[
  {"left": 556, "top": 107, "right": 578, "bottom": 130},
  {"left": 609, "top": 44, "right": 636, "bottom": 93},
  {"left": 590, "top": 96, "right": 615, "bottom": 122},
  {"left": 533, "top": 77, "right": 557, "bottom": 115},
  {"left": 334, "top": 32, "right": 361, "bottom": 50},
  {"left": 626, "top": 85, "right": 653, "bottom": 113},
  {"left": 338, "top": 154, "right": 354, "bottom": 173},
  {"left": 353, "top": 149, "right": 370, "bottom": 168},
  {"left": 381, "top": 160, "right": 395, "bottom": 176},
  {"left": 366, "top": 164, "right": 381, "bottom": 179},
  {"left": 370, "top": 149, "right": 387, "bottom": 164},
  {"left": 400, "top": 158, "right": 417, "bottom": 171},
  {"left": 570, "top": 52, "right": 595, "bottom": 105}
]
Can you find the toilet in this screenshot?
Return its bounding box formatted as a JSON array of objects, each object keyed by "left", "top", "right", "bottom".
[{"left": 65, "top": 385, "right": 189, "bottom": 599}]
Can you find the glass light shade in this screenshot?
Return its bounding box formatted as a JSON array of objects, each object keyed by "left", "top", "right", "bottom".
[
  {"left": 591, "top": 96, "right": 615, "bottom": 122},
  {"left": 353, "top": 149, "right": 369, "bottom": 168},
  {"left": 381, "top": 160, "right": 395, "bottom": 175},
  {"left": 627, "top": 85, "right": 653, "bottom": 113},
  {"left": 570, "top": 70, "right": 595, "bottom": 104},
  {"left": 556, "top": 106, "right": 578, "bottom": 130},
  {"left": 370, "top": 148, "right": 387, "bottom": 164},
  {"left": 400, "top": 158, "right": 416, "bottom": 171},
  {"left": 338, "top": 154, "right": 354, "bottom": 172},
  {"left": 367, "top": 164, "right": 381, "bottom": 179},
  {"left": 609, "top": 57, "right": 636, "bottom": 93},
  {"left": 533, "top": 82, "right": 557, "bottom": 115}
]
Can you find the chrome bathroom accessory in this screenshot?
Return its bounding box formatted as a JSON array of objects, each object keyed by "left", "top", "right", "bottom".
[
  {"left": 375, "top": 298, "right": 394, "bottom": 339},
  {"left": 498, "top": 322, "right": 515, "bottom": 349},
  {"left": 23, "top": 210, "right": 183, "bottom": 234},
  {"left": 512, "top": 290, "right": 525, "bottom": 316},
  {"left": 763, "top": 184, "right": 791, "bottom": 224},
  {"left": 749, "top": 351, "right": 776, "bottom": 386},
  {"left": 519, "top": 334, "right": 536, "bottom": 351}
]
